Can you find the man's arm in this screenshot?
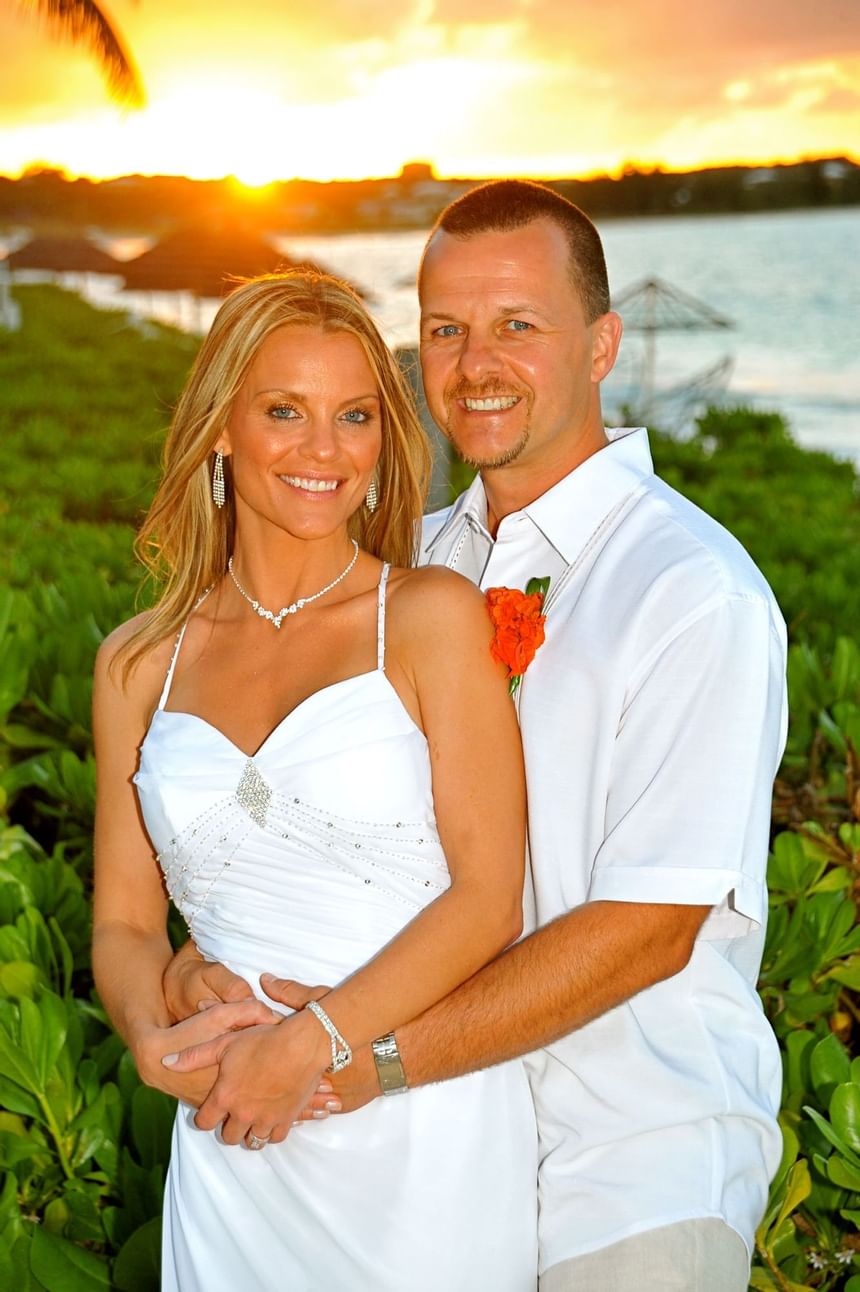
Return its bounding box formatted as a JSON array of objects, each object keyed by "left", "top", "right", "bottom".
[
  {"left": 267, "top": 896, "right": 709, "bottom": 1111},
  {"left": 396, "top": 898, "right": 708, "bottom": 1080}
]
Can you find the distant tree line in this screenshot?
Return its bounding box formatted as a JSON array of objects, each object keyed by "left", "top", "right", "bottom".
[{"left": 1, "top": 157, "right": 857, "bottom": 235}]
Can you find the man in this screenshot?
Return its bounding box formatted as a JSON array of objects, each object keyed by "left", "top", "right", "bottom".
[{"left": 166, "top": 180, "right": 787, "bottom": 1289}]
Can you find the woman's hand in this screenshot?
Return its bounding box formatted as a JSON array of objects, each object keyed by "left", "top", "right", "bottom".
[
  {"left": 133, "top": 999, "right": 282, "bottom": 1107},
  {"left": 164, "top": 1009, "right": 332, "bottom": 1144},
  {"left": 261, "top": 975, "right": 380, "bottom": 1118}
]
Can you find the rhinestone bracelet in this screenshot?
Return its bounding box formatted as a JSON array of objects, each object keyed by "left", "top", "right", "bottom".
[{"left": 305, "top": 1000, "right": 353, "bottom": 1073}]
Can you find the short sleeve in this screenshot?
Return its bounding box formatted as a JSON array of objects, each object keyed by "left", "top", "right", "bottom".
[{"left": 588, "top": 593, "right": 787, "bottom": 937}]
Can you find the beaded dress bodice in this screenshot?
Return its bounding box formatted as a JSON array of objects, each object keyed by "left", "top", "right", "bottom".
[{"left": 134, "top": 564, "right": 450, "bottom": 987}]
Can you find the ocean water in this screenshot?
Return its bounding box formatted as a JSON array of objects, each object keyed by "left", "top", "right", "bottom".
[
  {"left": 4, "top": 207, "right": 858, "bottom": 462},
  {"left": 275, "top": 209, "right": 859, "bottom": 463}
]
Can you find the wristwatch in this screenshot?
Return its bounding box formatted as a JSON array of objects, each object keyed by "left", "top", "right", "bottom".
[{"left": 371, "top": 1032, "right": 409, "bottom": 1095}]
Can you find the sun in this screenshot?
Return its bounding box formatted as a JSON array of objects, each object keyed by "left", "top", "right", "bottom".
[{"left": 135, "top": 85, "right": 292, "bottom": 183}]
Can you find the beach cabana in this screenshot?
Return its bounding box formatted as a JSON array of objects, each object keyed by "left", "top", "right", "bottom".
[
  {"left": 611, "top": 276, "right": 734, "bottom": 424},
  {"left": 7, "top": 236, "right": 121, "bottom": 275},
  {"left": 120, "top": 226, "right": 340, "bottom": 298}
]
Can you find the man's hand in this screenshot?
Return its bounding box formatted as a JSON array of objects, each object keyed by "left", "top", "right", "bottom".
[
  {"left": 163, "top": 939, "right": 254, "bottom": 1022},
  {"left": 260, "top": 974, "right": 382, "bottom": 1118}
]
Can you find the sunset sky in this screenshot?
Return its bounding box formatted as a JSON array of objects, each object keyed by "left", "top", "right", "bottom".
[{"left": 1, "top": 0, "right": 859, "bottom": 184}]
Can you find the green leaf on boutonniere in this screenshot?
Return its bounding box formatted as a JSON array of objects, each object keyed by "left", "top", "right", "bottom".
[{"left": 525, "top": 576, "right": 551, "bottom": 600}]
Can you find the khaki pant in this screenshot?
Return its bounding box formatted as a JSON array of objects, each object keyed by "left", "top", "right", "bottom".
[{"left": 539, "top": 1219, "right": 750, "bottom": 1292}]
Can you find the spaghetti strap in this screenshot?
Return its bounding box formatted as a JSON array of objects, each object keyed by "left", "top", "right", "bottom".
[
  {"left": 157, "top": 588, "right": 212, "bottom": 710},
  {"left": 376, "top": 564, "right": 390, "bottom": 673}
]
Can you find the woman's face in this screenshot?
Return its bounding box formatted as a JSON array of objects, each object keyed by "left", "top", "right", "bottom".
[{"left": 220, "top": 324, "right": 382, "bottom": 542}]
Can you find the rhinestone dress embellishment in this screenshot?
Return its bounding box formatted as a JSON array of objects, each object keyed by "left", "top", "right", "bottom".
[{"left": 235, "top": 760, "right": 272, "bottom": 828}]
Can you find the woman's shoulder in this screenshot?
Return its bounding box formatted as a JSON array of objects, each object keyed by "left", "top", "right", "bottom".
[
  {"left": 385, "top": 565, "right": 493, "bottom": 667},
  {"left": 386, "top": 564, "right": 488, "bottom": 625},
  {"left": 94, "top": 611, "right": 174, "bottom": 705}
]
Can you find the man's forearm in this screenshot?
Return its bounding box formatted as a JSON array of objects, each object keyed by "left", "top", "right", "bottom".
[{"left": 396, "top": 898, "right": 708, "bottom": 1086}]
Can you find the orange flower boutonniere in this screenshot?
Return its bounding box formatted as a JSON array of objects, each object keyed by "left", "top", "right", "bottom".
[{"left": 485, "top": 576, "right": 550, "bottom": 696}]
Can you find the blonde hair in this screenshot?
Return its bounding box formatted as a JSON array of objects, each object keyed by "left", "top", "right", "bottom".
[{"left": 120, "top": 271, "right": 430, "bottom": 677}]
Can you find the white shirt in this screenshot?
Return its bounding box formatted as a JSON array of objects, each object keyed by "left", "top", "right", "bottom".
[{"left": 421, "top": 427, "right": 787, "bottom": 1270}]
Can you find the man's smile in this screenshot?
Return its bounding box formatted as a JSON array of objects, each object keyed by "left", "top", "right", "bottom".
[{"left": 461, "top": 396, "right": 521, "bottom": 412}]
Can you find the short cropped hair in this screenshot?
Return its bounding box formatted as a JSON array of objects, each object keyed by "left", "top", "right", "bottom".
[{"left": 423, "top": 179, "right": 610, "bottom": 323}]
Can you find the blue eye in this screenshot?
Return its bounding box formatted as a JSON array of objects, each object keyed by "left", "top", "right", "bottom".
[
  {"left": 268, "top": 403, "right": 299, "bottom": 419},
  {"left": 505, "top": 319, "right": 532, "bottom": 332},
  {"left": 434, "top": 324, "right": 461, "bottom": 338},
  {"left": 342, "top": 407, "right": 370, "bottom": 424}
]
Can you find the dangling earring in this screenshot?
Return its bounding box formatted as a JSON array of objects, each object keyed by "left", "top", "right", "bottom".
[
  {"left": 365, "top": 472, "right": 379, "bottom": 513},
  {"left": 212, "top": 450, "right": 225, "bottom": 509}
]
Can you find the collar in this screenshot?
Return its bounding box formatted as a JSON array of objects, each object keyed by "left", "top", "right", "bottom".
[
  {"left": 423, "top": 428, "right": 654, "bottom": 566},
  {"left": 422, "top": 468, "right": 492, "bottom": 556}
]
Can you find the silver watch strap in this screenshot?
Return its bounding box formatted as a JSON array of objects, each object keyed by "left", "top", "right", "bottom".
[
  {"left": 371, "top": 1032, "right": 408, "bottom": 1095},
  {"left": 305, "top": 1000, "right": 352, "bottom": 1073}
]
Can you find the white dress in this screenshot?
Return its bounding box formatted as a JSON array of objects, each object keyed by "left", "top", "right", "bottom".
[{"left": 134, "top": 565, "right": 538, "bottom": 1292}]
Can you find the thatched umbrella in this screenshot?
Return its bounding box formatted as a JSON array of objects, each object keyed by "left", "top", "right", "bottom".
[
  {"left": 121, "top": 225, "right": 341, "bottom": 298},
  {"left": 611, "top": 276, "right": 733, "bottom": 421},
  {"left": 7, "top": 235, "right": 121, "bottom": 274}
]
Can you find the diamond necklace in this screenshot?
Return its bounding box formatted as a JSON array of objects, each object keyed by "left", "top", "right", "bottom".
[{"left": 228, "top": 539, "right": 359, "bottom": 630}]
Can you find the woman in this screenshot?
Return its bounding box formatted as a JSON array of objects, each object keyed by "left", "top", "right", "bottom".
[{"left": 92, "top": 272, "right": 538, "bottom": 1291}]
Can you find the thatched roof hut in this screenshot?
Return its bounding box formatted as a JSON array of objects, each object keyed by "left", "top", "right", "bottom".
[
  {"left": 6, "top": 236, "right": 121, "bottom": 274},
  {"left": 120, "top": 225, "right": 344, "bottom": 298}
]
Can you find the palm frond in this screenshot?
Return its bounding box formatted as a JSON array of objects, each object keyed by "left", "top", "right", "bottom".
[{"left": 20, "top": 0, "right": 145, "bottom": 107}]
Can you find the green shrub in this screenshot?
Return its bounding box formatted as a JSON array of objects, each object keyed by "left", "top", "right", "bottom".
[
  {"left": 753, "top": 640, "right": 860, "bottom": 1289},
  {"left": 0, "top": 819, "right": 170, "bottom": 1291},
  {"left": 0, "top": 284, "right": 195, "bottom": 591}
]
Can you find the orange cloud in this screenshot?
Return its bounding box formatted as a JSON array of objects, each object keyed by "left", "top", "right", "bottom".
[{"left": 0, "top": 0, "right": 857, "bottom": 180}]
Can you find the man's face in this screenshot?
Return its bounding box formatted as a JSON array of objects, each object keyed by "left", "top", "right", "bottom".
[{"left": 419, "top": 218, "right": 620, "bottom": 477}]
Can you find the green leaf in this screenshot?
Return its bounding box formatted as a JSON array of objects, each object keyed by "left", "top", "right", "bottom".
[
  {"left": 130, "top": 1086, "right": 174, "bottom": 1171},
  {"left": 775, "top": 1176, "right": 807, "bottom": 1239},
  {"left": 71, "top": 1082, "right": 122, "bottom": 1177},
  {"left": 20, "top": 993, "right": 67, "bottom": 1090},
  {"left": 0, "top": 1128, "right": 51, "bottom": 1170},
  {"left": 112, "top": 1216, "right": 161, "bottom": 1292},
  {"left": 9, "top": 1232, "right": 44, "bottom": 1292},
  {"left": 748, "top": 1273, "right": 778, "bottom": 1291},
  {"left": 810, "top": 867, "right": 853, "bottom": 894},
  {"left": 42, "top": 1199, "right": 70, "bottom": 1236},
  {"left": 831, "top": 637, "right": 860, "bottom": 700},
  {"left": 827, "top": 1154, "right": 860, "bottom": 1191},
  {"left": 56, "top": 1184, "right": 106, "bottom": 1246},
  {"left": 810, "top": 1033, "right": 850, "bottom": 1102},
  {"left": 113, "top": 1152, "right": 164, "bottom": 1245},
  {"left": 0, "top": 726, "right": 64, "bottom": 752},
  {"left": 804, "top": 1105, "right": 860, "bottom": 1170},
  {"left": 0, "top": 1170, "right": 21, "bottom": 1227},
  {"left": 769, "top": 1120, "right": 801, "bottom": 1200},
  {"left": 0, "top": 1075, "right": 41, "bottom": 1119},
  {"left": 830, "top": 1082, "right": 860, "bottom": 1154},
  {"left": 827, "top": 955, "right": 860, "bottom": 990},
  {"left": 0, "top": 962, "right": 43, "bottom": 999},
  {"left": 524, "top": 576, "right": 551, "bottom": 599},
  {"left": 783, "top": 1030, "right": 815, "bottom": 1097},
  {"left": 768, "top": 831, "right": 825, "bottom": 896},
  {"left": 0, "top": 1239, "right": 13, "bottom": 1291},
  {"left": 0, "top": 1019, "right": 41, "bottom": 1097},
  {"left": 29, "top": 1226, "right": 111, "bottom": 1289}
]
